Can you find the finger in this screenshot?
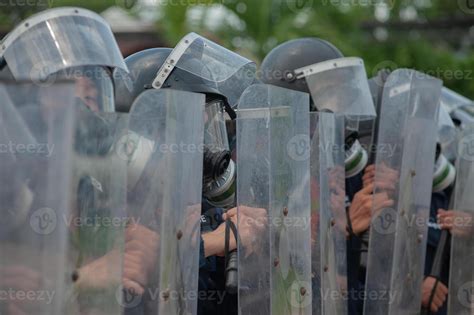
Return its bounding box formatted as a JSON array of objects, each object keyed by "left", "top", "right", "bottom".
[
  {"left": 438, "top": 282, "right": 449, "bottom": 295},
  {"left": 122, "top": 278, "right": 145, "bottom": 296},
  {"left": 223, "top": 208, "right": 237, "bottom": 220}
]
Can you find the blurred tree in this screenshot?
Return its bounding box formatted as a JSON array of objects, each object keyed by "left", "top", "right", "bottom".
[
  {"left": 1, "top": 0, "right": 473, "bottom": 97},
  {"left": 146, "top": 0, "right": 474, "bottom": 98}
]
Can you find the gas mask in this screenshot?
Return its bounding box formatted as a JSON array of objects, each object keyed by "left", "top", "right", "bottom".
[
  {"left": 433, "top": 144, "right": 456, "bottom": 193},
  {"left": 345, "top": 130, "right": 369, "bottom": 178},
  {"left": 202, "top": 98, "right": 236, "bottom": 208}
]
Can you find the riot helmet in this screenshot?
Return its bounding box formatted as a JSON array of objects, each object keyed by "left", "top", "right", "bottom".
[{"left": 0, "top": 7, "right": 128, "bottom": 113}]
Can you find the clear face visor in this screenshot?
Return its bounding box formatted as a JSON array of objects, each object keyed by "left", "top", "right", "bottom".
[
  {"left": 153, "top": 32, "right": 256, "bottom": 107},
  {"left": 0, "top": 7, "right": 128, "bottom": 81},
  {"left": 204, "top": 99, "right": 230, "bottom": 152},
  {"left": 295, "top": 57, "right": 376, "bottom": 120}
]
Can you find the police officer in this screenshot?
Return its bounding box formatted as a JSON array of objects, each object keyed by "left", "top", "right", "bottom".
[
  {"left": 114, "top": 32, "right": 257, "bottom": 314},
  {"left": 260, "top": 38, "right": 389, "bottom": 315}
]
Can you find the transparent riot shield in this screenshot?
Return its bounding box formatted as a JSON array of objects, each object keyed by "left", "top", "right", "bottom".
[
  {"left": 237, "top": 84, "right": 311, "bottom": 315},
  {"left": 363, "top": 69, "right": 442, "bottom": 315},
  {"left": 310, "top": 112, "right": 347, "bottom": 314},
  {"left": 447, "top": 125, "right": 474, "bottom": 315},
  {"left": 66, "top": 106, "right": 128, "bottom": 314},
  {"left": 0, "top": 81, "right": 76, "bottom": 315},
  {"left": 119, "top": 89, "right": 204, "bottom": 314}
]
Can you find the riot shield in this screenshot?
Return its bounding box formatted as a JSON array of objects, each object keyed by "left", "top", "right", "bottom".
[
  {"left": 65, "top": 104, "right": 128, "bottom": 314},
  {"left": 120, "top": 89, "right": 204, "bottom": 314},
  {"left": 237, "top": 84, "right": 311, "bottom": 315},
  {"left": 309, "top": 112, "right": 347, "bottom": 314},
  {"left": 0, "top": 81, "right": 76, "bottom": 314},
  {"left": 363, "top": 69, "right": 442, "bottom": 315},
  {"left": 447, "top": 125, "right": 474, "bottom": 315}
]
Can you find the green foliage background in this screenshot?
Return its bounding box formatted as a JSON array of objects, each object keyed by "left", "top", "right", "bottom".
[{"left": 1, "top": 0, "right": 473, "bottom": 98}]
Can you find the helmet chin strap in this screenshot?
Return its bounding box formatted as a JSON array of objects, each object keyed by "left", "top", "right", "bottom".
[
  {"left": 432, "top": 153, "right": 456, "bottom": 193},
  {"left": 345, "top": 139, "right": 368, "bottom": 178}
]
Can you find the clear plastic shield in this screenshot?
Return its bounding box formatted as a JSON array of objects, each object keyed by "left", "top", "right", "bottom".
[
  {"left": 440, "top": 87, "right": 472, "bottom": 112},
  {"left": 309, "top": 112, "right": 347, "bottom": 314},
  {"left": 447, "top": 125, "right": 474, "bottom": 315},
  {"left": 296, "top": 57, "right": 376, "bottom": 120},
  {"left": 153, "top": 32, "right": 256, "bottom": 106},
  {"left": 67, "top": 108, "right": 128, "bottom": 314},
  {"left": 363, "top": 69, "right": 442, "bottom": 315},
  {"left": 120, "top": 89, "right": 204, "bottom": 314},
  {"left": 0, "top": 7, "right": 127, "bottom": 81},
  {"left": 0, "top": 81, "right": 76, "bottom": 314},
  {"left": 237, "top": 84, "right": 311, "bottom": 315}
]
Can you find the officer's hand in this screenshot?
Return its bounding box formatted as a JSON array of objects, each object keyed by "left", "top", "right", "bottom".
[
  {"left": 203, "top": 206, "right": 267, "bottom": 257},
  {"left": 348, "top": 183, "right": 394, "bottom": 235},
  {"left": 123, "top": 223, "right": 160, "bottom": 295},
  {"left": 0, "top": 265, "right": 50, "bottom": 313},
  {"left": 77, "top": 249, "right": 122, "bottom": 290},
  {"left": 362, "top": 164, "right": 397, "bottom": 190},
  {"left": 421, "top": 276, "right": 448, "bottom": 313},
  {"left": 437, "top": 209, "right": 473, "bottom": 237}
]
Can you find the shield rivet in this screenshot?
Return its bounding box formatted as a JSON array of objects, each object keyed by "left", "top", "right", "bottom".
[
  {"left": 283, "top": 207, "right": 289, "bottom": 216},
  {"left": 177, "top": 230, "right": 183, "bottom": 240},
  {"left": 300, "top": 287, "right": 307, "bottom": 296},
  {"left": 162, "top": 289, "right": 170, "bottom": 300},
  {"left": 72, "top": 270, "right": 79, "bottom": 282}
]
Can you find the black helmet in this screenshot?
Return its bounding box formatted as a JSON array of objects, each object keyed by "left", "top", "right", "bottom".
[
  {"left": 260, "top": 38, "right": 343, "bottom": 94},
  {"left": 115, "top": 47, "right": 234, "bottom": 113}
]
